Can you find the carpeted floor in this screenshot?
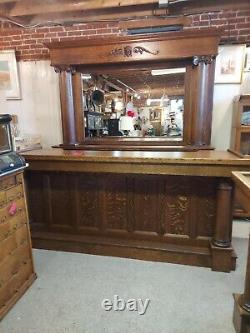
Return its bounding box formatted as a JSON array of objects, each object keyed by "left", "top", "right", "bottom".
[{"left": 0, "top": 238, "right": 248, "bottom": 333}]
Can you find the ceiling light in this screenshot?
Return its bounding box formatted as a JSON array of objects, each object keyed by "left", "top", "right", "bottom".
[{"left": 151, "top": 68, "right": 186, "bottom": 76}]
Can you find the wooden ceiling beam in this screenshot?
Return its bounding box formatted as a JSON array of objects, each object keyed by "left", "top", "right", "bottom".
[
  {"left": 27, "top": 6, "right": 165, "bottom": 25},
  {"left": 0, "top": 0, "right": 20, "bottom": 3},
  {"left": 7, "top": 0, "right": 158, "bottom": 17}
]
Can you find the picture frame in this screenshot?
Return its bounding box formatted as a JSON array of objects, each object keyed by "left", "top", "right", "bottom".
[
  {"left": 215, "top": 45, "right": 246, "bottom": 84},
  {"left": 244, "top": 47, "right": 250, "bottom": 72},
  {"left": 0, "top": 50, "right": 21, "bottom": 99}
]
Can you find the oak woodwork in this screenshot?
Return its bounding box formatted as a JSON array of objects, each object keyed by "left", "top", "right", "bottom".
[
  {"left": 72, "top": 72, "right": 85, "bottom": 143},
  {"left": 59, "top": 71, "right": 77, "bottom": 145},
  {"left": 232, "top": 172, "right": 250, "bottom": 333},
  {"left": 22, "top": 149, "right": 250, "bottom": 272},
  {"left": 45, "top": 29, "right": 221, "bottom": 150},
  {"left": 212, "top": 180, "right": 233, "bottom": 248},
  {"left": 0, "top": 170, "right": 36, "bottom": 320}
]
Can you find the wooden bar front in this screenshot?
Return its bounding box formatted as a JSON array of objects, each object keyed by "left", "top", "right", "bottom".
[{"left": 23, "top": 149, "right": 250, "bottom": 272}]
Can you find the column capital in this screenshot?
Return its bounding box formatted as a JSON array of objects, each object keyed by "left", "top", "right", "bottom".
[{"left": 193, "top": 55, "right": 216, "bottom": 66}]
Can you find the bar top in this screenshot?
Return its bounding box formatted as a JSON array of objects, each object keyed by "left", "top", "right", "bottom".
[{"left": 23, "top": 148, "right": 250, "bottom": 166}]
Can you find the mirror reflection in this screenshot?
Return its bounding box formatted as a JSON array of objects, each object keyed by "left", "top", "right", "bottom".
[{"left": 82, "top": 67, "right": 185, "bottom": 140}]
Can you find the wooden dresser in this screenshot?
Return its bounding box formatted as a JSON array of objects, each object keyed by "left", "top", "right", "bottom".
[{"left": 0, "top": 170, "right": 36, "bottom": 320}]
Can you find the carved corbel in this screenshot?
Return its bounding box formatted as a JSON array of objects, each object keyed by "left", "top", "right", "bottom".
[
  {"left": 54, "top": 65, "right": 77, "bottom": 74},
  {"left": 192, "top": 55, "right": 216, "bottom": 66}
]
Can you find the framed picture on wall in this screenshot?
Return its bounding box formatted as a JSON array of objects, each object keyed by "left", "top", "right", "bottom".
[
  {"left": 215, "top": 45, "right": 246, "bottom": 84},
  {"left": 0, "top": 50, "right": 21, "bottom": 99},
  {"left": 244, "top": 47, "right": 250, "bottom": 72}
]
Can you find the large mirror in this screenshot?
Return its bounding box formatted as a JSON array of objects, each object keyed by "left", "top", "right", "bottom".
[{"left": 82, "top": 67, "right": 185, "bottom": 141}]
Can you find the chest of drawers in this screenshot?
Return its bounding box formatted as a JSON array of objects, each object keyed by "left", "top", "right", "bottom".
[{"left": 0, "top": 170, "right": 36, "bottom": 320}]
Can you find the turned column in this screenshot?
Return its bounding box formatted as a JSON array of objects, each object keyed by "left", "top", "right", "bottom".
[
  {"left": 212, "top": 179, "right": 233, "bottom": 248},
  {"left": 188, "top": 55, "right": 216, "bottom": 147},
  {"left": 56, "top": 66, "right": 84, "bottom": 146}
]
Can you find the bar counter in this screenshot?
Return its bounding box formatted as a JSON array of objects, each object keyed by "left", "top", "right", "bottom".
[{"left": 22, "top": 149, "right": 250, "bottom": 272}]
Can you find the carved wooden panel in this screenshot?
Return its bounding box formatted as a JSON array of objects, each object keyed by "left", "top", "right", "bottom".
[
  {"left": 133, "top": 175, "right": 161, "bottom": 234},
  {"left": 163, "top": 177, "right": 191, "bottom": 236},
  {"left": 46, "top": 173, "right": 75, "bottom": 228},
  {"left": 195, "top": 178, "right": 217, "bottom": 237},
  {"left": 77, "top": 174, "right": 101, "bottom": 230},
  {"left": 26, "top": 171, "right": 217, "bottom": 242},
  {"left": 102, "top": 174, "right": 128, "bottom": 231}
]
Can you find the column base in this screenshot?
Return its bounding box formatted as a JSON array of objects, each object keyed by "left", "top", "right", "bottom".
[
  {"left": 210, "top": 241, "right": 236, "bottom": 272},
  {"left": 233, "top": 294, "right": 250, "bottom": 333}
]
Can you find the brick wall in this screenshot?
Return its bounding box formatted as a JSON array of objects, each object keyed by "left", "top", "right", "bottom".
[
  {"left": 187, "top": 9, "right": 250, "bottom": 44},
  {"left": 0, "top": 8, "right": 249, "bottom": 62},
  {"left": 0, "top": 22, "right": 120, "bottom": 61}
]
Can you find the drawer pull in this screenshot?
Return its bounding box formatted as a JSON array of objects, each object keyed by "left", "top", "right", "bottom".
[{"left": 8, "top": 202, "right": 17, "bottom": 216}]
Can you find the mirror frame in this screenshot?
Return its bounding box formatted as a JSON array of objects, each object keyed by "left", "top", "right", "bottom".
[{"left": 46, "top": 28, "right": 221, "bottom": 151}]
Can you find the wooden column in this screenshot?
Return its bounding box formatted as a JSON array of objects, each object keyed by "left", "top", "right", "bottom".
[
  {"left": 59, "top": 70, "right": 77, "bottom": 145},
  {"left": 213, "top": 180, "right": 233, "bottom": 248},
  {"left": 190, "top": 56, "right": 216, "bottom": 148},
  {"left": 210, "top": 179, "right": 234, "bottom": 272},
  {"left": 72, "top": 72, "right": 85, "bottom": 143}
]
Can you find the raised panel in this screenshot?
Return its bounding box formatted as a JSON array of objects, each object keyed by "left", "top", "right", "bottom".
[
  {"left": 48, "top": 173, "right": 75, "bottom": 227},
  {"left": 195, "top": 178, "right": 217, "bottom": 237},
  {"left": 163, "top": 177, "right": 191, "bottom": 236},
  {"left": 133, "top": 175, "right": 161, "bottom": 234},
  {"left": 77, "top": 174, "right": 101, "bottom": 229},
  {"left": 103, "top": 175, "right": 128, "bottom": 231}
]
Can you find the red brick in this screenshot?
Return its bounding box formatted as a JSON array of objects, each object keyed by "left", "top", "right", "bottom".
[
  {"left": 96, "top": 28, "right": 112, "bottom": 34},
  {"left": 11, "top": 35, "right": 21, "bottom": 41},
  {"left": 237, "top": 10, "right": 250, "bottom": 17},
  {"left": 237, "top": 22, "right": 250, "bottom": 29},
  {"left": 49, "top": 26, "right": 64, "bottom": 32},
  {"left": 229, "top": 17, "right": 246, "bottom": 24},
  {"left": 36, "top": 28, "right": 50, "bottom": 33},
  {"left": 32, "top": 33, "right": 45, "bottom": 39},
  {"left": 68, "top": 31, "right": 84, "bottom": 36},
  {"left": 50, "top": 38, "right": 60, "bottom": 42},
  {"left": 238, "top": 28, "right": 250, "bottom": 35},
  {"left": 210, "top": 18, "right": 227, "bottom": 26},
  {"left": 10, "top": 40, "right": 23, "bottom": 46},
  {"left": 57, "top": 32, "right": 68, "bottom": 37},
  {"left": 44, "top": 32, "right": 58, "bottom": 38},
  {"left": 220, "top": 11, "right": 237, "bottom": 19}
]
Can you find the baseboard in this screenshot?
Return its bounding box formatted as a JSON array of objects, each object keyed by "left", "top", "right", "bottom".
[{"left": 31, "top": 231, "right": 236, "bottom": 272}]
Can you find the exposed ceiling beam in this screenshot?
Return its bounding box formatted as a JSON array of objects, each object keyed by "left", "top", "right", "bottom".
[
  {"left": 5, "top": 0, "right": 158, "bottom": 17},
  {"left": 27, "top": 6, "right": 166, "bottom": 25},
  {"left": 0, "top": 0, "right": 249, "bottom": 27},
  {"left": 0, "top": 0, "right": 20, "bottom": 3}
]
